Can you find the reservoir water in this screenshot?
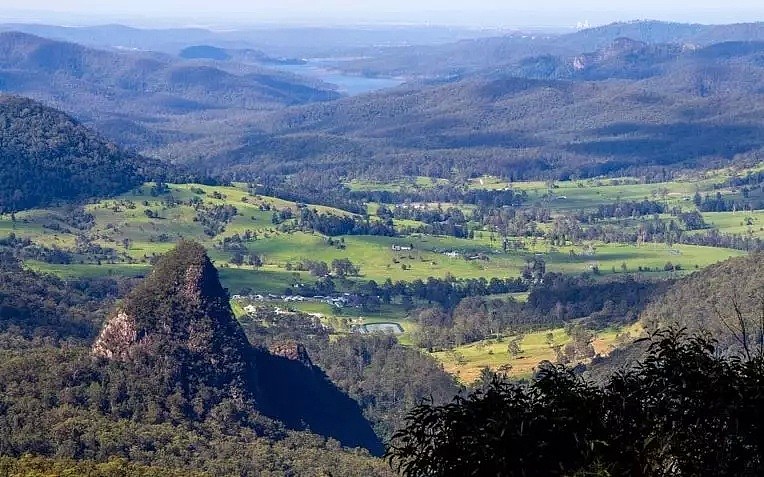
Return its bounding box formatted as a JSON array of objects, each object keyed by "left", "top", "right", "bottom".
[{"left": 273, "top": 60, "right": 403, "bottom": 96}]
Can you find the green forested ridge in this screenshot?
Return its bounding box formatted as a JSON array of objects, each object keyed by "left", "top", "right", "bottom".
[
  {"left": 0, "top": 95, "right": 166, "bottom": 212},
  {"left": 0, "top": 346, "right": 391, "bottom": 476}
]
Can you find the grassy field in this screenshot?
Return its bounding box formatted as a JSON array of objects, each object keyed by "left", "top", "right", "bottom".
[
  {"left": 346, "top": 176, "right": 449, "bottom": 192},
  {"left": 466, "top": 166, "right": 763, "bottom": 211},
  {"left": 432, "top": 322, "right": 645, "bottom": 383},
  {"left": 700, "top": 211, "right": 764, "bottom": 238},
  {"left": 6, "top": 178, "right": 745, "bottom": 294}
]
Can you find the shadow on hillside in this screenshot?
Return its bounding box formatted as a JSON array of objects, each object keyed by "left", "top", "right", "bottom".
[
  {"left": 569, "top": 122, "right": 764, "bottom": 165},
  {"left": 253, "top": 349, "right": 385, "bottom": 456}
]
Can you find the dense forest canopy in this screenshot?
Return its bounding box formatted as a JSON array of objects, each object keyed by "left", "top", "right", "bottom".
[{"left": 0, "top": 95, "right": 163, "bottom": 212}]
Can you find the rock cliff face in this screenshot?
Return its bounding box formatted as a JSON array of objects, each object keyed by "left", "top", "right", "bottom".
[
  {"left": 92, "top": 310, "right": 140, "bottom": 360},
  {"left": 92, "top": 241, "right": 382, "bottom": 454}
]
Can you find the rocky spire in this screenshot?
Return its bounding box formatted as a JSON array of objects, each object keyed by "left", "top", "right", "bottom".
[{"left": 93, "top": 240, "right": 259, "bottom": 400}]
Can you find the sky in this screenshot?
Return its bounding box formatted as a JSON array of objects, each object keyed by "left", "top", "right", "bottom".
[{"left": 3, "top": 0, "right": 764, "bottom": 28}]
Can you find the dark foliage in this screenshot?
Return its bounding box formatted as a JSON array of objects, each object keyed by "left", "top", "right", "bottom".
[
  {"left": 527, "top": 273, "right": 671, "bottom": 326},
  {"left": 388, "top": 329, "right": 764, "bottom": 476},
  {"left": 297, "top": 208, "right": 397, "bottom": 237}
]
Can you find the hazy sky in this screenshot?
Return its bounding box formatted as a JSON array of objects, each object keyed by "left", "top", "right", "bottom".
[{"left": 3, "top": 0, "right": 764, "bottom": 28}]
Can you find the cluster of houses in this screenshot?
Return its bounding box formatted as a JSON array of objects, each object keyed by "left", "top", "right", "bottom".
[
  {"left": 232, "top": 293, "right": 352, "bottom": 308},
  {"left": 441, "top": 250, "right": 490, "bottom": 261}
]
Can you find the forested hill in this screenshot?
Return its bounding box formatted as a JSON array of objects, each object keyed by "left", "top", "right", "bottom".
[
  {"left": 0, "top": 242, "right": 389, "bottom": 475},
  {"left": 93, "top": 240, "right": 383, "bottom": 454},
  {"left": 204, "top": 40, "right": 764, "bottom": 180},
  {"left": 640, "top": 252, "right": 764, "bottom": 352},
  {"left": 0, "top": 95, "right": 154, "bottom": 212}
]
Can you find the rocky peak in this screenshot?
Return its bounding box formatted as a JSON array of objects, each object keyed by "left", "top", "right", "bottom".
[{"left": 92, "top": 240, "right": 258, "bottom": 397}]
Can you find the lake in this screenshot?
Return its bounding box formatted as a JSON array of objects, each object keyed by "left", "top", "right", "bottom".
[{"left": 273, "top": 60, "right": 403, "bottom": 96}]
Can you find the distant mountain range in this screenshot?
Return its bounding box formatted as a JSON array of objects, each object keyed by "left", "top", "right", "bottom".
[
  {"left": 190, "top": 35, "right": 764, "bottom": 180},
  {"left": 334, "top": 20, "right": 764, "bottom": 78},
  {"left": 0, "top": 23, "right": 502, "bottom": 57},
  {"left": 0, "top": 31, "right": 340, "bottom": 150},
  {"left": 2, "top": 20, "right": 764, "bottom": 182}
]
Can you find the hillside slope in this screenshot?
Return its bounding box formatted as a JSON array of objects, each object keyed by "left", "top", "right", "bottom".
[
  {"left": 0, "top": 95, "right": 158, "bottom": 212},
  {"left": 640, "top": 252, "right": 764, "bottom": 352}
]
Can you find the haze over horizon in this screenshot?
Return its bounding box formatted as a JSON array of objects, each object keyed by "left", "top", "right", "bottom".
[{"left": 2, "top": 1, "right": 764, "bottom": 29}]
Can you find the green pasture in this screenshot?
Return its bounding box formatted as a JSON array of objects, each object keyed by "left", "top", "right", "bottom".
[
  {"left": 701, "top": 211, "right": 764, "bottom": 238},
  {"left": 346, "top": 176, "right": 449, "bottom": 192},
  {"left": 0, "top": 179, "right": 753, "bottom": 296},
  {"left": 432, "top": 322, "right": 644, "bottom": 383}
]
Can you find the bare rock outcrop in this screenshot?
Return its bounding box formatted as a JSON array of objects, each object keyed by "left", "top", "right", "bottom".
[{"left": 92, "top": 310, "right": 141, "bottom": 360}]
